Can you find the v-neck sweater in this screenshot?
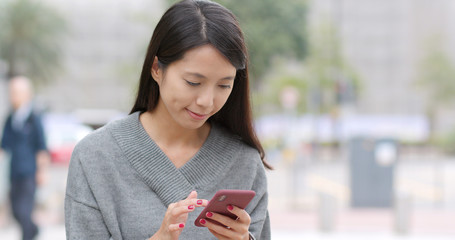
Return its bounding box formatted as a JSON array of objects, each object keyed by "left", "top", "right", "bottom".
[{"left": 64, "top": 112, "right": 270, "bottom": 240}]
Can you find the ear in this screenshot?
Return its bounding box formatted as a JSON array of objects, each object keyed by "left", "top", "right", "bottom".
[{"left": 151, "top": 56, "right": 162, "bottom": 84}]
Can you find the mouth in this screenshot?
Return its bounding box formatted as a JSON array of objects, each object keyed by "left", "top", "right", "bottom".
[{"left": 186, "top": 109, "right": 209, "bottom": 121}]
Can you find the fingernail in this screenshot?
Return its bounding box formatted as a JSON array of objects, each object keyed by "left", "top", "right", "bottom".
[
  {"left": 179, "top": 223, "right": 185, "bottom": 228},
  {"left": 200, "top": 219, "right": 206, "bottom": 225},
  {"left": 206, "top": 212, "right": 213, "bottom": 218},
  {"left": 197, "top": 200, "right": 203, "bottom": 205},
  {"left": 188, "top": 205, "right": 194, "bottom": 210},
  {"left": 227, "top": 205, "right": 234, "bottom": 211}
]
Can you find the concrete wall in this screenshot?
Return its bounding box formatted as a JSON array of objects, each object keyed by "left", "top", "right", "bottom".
[
  {"left": 309, "top": 0, "right": 455, "bottom": 132},
  {"left": 36, "top": 0, "right": 166, "bottom": 113}
]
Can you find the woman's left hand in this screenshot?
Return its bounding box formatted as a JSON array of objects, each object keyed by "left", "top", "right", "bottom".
[{"left": 200, "top": 205, "right": 251, "bottom": 240}]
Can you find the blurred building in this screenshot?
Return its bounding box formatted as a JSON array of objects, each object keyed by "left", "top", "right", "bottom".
[
  {"left": 35, "top": 0, "right": 165, "bottom": 113},
  {"left": 309, "top": 0, "right": 455, "bottom": 133},
  {"left": 1, "top": 0, "right": 455, "bottom": 134}
]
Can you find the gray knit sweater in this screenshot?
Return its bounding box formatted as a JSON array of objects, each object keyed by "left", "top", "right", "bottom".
[{"left": 65, "top": 112, "right": 270, "bottom": 240}]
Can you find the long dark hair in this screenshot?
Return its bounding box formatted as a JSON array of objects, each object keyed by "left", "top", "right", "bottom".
[{"left": 130, "top": 0, "right": 272, "bottom": 169}]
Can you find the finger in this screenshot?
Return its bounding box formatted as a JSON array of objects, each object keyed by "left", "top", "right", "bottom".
[
  {"left": 205, "top": 211, "right": 238, "bottom": 230},
  {"left": 186, "top": 190, "right": 198, "bottom": 200},
  {"left": 177, "top": 190, "right": 204, "bottom": 207},
  {"left": 227, "top": 205, "right": 251, "bottom": 224},
  {"left": 208, "top": 229, "right": 230, "bottom": 240},
  {"left": 170, "top": 204, "right": 199, "bottom": 219},
  {"left": 175, "top": 198, "right": 209, "bottom": 208},
  {"left": 168, "top": 223, "right": 185, "bottom": 231},
  {"left": 201, "top": 218, "right": 240, "bottom": 239}
]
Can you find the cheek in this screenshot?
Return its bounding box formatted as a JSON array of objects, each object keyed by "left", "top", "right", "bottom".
[
  {"left": 160, "top": 81, "right": 193, "bottom": 106},
  {"left": 214, "top": 89, "right": 233, "bottom": 109}
]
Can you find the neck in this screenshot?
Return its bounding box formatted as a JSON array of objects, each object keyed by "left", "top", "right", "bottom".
[
  {"left": 14, "top": 101, "right": 31, "bottom": 111},
  {"left": 14, "top": 102, "right": 32, "bottom": 115},
  {"left": 139, "top": 103, "right": 210, "bottom": 148}
]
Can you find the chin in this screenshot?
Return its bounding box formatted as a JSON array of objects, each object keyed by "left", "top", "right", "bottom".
[{"left": 180, "top": 120, "right": 206, "bottom": 130}]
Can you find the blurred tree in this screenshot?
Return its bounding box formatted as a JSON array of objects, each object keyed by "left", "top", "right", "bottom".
[
  {"left": 0, "top": 0, "right": 67, "bottom": 84},
  {"left": 253, "top": 59, "right": 309, "bottom": 115},
  {"left": 302, "top": 20, "right": 361, "bottom": 115},
  {"left": 416, "top": 36, "right": 455, "bottom": 142},
  {"left": 165, "top": 0, "right": 308, "bottom": 87},
  {"left": 256, "top": 21, "right": 361, "bottom": 117},
  {"left": 302, "top": 20, "right": 362, "bottom": 149},
  {"left": 437, "top": 127, "right": 455, "bottom": 155}
]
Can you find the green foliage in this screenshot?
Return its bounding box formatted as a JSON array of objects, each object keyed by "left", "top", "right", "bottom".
[
  {"left": 254, "top": 20, "right": 362, "bottom": 116},
  {"left": 302, "top": 20, "right": 361, "bottom": 113},
  {"left": 417, "top": 36, "right": 455, "bottom": 106},
  {"left": 415, "top": 36, "right": 455, "bottom": 143},
  {"left": 0, "top": 0, "right": 67, "bottom": 84},
  {"left": 165, "top": 0, "right": 308, "bottom": 86},
  {"left": 435, "top": 128, "right": 455, "bottom": 155},
  {"left": 253, "top": 58, "right": 309, "bottom": 115}
]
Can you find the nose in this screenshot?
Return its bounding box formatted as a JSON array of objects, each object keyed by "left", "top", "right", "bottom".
[{"left": 196, "top": 87, "right": 214, "bottom": 108}]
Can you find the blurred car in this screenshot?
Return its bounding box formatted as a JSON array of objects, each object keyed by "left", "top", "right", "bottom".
[{"left": 43, "top": 114, "right": 93, "bottom": 165}]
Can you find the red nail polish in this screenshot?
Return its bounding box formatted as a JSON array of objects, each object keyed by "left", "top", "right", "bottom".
[
  {"left": 227, "top": 205, "right": 234, "bottom": 211},
  {"left": 179, "top": 223, "right": 185, "bottom": 228},
  {"left": 206, "top": 212, "right": 213, "bottom": 218},
  {"left": 200, "top": 219, "right": 206, "bottom": 225},
  {"left": 188, "top": 205, "right": 194, "bottom": 210},
  {"left": 197, "top": 200, "right": 203, "bottom": 205}
]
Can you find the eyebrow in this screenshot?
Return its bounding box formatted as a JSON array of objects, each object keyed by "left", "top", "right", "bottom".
[{"left": 185, "top": 72, "right": 235, "bottom": 81}]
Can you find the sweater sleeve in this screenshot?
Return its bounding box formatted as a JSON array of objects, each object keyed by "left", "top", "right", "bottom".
[
  {"left": 247, "top": 160, "right": 271, "bottom": 240},
  {"left": 33, "top": 113, "right": 47, "bottom": 151},
  {"left": 1, "top": 116, "right": 12, "bottom": 151},
  {"left": 65, "top": 150, "right": 111, "bottom": 240}
]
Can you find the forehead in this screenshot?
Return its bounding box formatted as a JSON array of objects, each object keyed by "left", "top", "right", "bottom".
[
  {"left": 10, "top": 78, "right": 31, "bottom": 92},
  {"left": 170, "top": 44, "right": 236, "bottom": 77}
]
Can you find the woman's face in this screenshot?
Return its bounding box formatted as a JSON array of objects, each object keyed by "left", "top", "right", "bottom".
[{"left": 152, "top": 44, "right": 236, "bottom": 129}]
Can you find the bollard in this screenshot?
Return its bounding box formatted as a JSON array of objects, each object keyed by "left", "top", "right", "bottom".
[
  {"left": 394, "top": 193, "right": 412, "bottom": 234},
  {"left": 318, "top": 192, "right": 337, "bottom": 232}
]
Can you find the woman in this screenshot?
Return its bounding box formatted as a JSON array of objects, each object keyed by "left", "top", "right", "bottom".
[{"left": 65, "top": 0, "right": 271, "bottom": 239}]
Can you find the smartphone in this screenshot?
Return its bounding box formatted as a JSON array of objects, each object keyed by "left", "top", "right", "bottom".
[{"left": 194, "top": 189, "right": 256, "bottom": 227}]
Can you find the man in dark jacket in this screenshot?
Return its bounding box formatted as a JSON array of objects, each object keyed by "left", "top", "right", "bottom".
[{"left": 1, "top": 76, "right": 49, "bottom": 240}]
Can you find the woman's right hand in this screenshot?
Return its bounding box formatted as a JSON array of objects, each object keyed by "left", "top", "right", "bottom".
[{"left": 150, "top": 191, "right": 207, "bottom": 240}]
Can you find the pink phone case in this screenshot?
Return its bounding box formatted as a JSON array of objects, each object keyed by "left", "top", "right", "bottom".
[{"left": 194, "top": 189, "right": 256, "bottom": 227}]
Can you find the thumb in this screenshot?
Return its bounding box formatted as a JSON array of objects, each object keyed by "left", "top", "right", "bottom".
[{"left": 186, "top": 190, "right": 198, "bottom": 200}]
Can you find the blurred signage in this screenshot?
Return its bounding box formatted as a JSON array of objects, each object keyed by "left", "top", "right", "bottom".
[
  {"left": 375, "top": 142, "right": 397, "bottom": 167},
  {"left": 256, "top": 114, "right": 429, "bottom": 143}
]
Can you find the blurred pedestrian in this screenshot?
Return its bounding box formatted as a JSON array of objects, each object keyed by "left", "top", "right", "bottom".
[
  {"left": 65, "top": 0, "right": 272, "bottom": 239},
  {"left": 0, "top": 76, "right": 49, "bottom": 240}
]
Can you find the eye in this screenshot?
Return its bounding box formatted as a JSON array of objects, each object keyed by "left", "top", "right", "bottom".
[
  {"left": 185, "top": 80, "right": 200, "bottom": 86},
  {"left": 219, "top": 85, "right": 232, "bottom": 89}
]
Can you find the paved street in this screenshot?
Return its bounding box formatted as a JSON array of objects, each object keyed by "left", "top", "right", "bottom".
[
  {"left": 2, "top": 217, "right": 453, "bottom": 240},
  {"left": 0, "top": 150, "right": 455, "bottom": 239}
]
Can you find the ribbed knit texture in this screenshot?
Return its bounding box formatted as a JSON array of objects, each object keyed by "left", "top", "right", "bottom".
[
  {"left": 110, "top": 112, "right": 241, "bottom": 206},
  {"left": 65, "top": 112, "right": 270, "bottom": 240}
]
